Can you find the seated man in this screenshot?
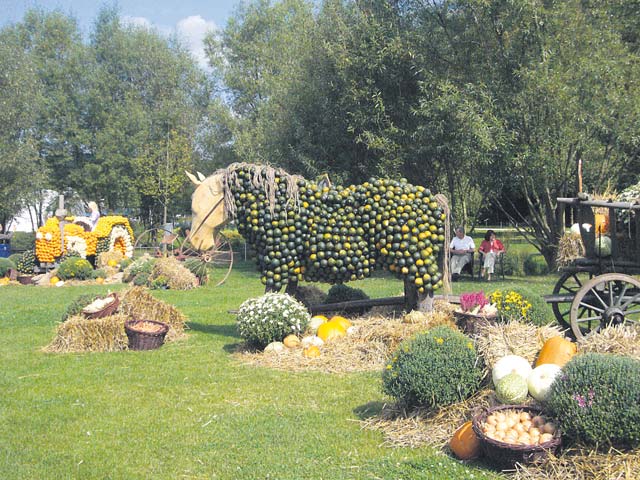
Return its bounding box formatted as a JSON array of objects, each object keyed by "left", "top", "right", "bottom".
[{"left": 450, "top": 226, "right": 475, "bottom": 281}]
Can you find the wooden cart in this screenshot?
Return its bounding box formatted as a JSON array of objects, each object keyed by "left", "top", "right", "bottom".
[{"left": 544, "top": 196, "right": 640, "bottom": 339}]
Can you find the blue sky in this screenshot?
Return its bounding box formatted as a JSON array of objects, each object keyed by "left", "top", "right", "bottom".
[{"left": 1, "top": 0, "right": 241, "bottom": 67}]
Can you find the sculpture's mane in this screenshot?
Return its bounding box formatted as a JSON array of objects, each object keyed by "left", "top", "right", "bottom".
[{"left": 213, "top": 163, "right": 305, "bottom": 220}]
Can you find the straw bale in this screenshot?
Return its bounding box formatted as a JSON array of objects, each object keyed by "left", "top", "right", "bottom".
[
  {"left": 150, "top": 257, "right": 198, "bottom": 290},
  {"left": 578, "top": 324, "right": 640, "bottom": 360},
  {"left": 234, "top": 309, "right": 456, "bottom": 374},
  {"left": 44, "top": 313, "right": 128, "bottom": 353},
  {"left": 361, "top": 389, "right": 494, "bottom": 449},
  {"left": 474, "top": 320, "right": 565, "bottom": 369},
  {"left": 513, "top": 445, "right": 640, "bottom": 480},
  {"left": 119, "top": 286, "right": 187, "bottom": 341},
  {"left": 556, "top": 232, "right": 585, "bottom": 267},
  {"left": 97, "top": 250, "right": 124, "bottom": 268}
]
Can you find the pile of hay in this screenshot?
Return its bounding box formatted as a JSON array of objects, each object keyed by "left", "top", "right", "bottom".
[
  {"left": 578, "top": 323, "right": 640, "bottom": 360},
  {"left": 361, "top": 389, "right": 494, "bottom": 449},
  {"left": 474, "top": 320, "right": 565, "bottom": 369},
  {"left": 44, "top": 286, "right": 187, "bottom": 353},
  {"left": 513, "top": 446, "right": 640, "bottom": 480},
  {"left": 235, "top": 304, "right": 456, "bottom": 374},
  {"left": 150, "top": 257, "right": 198, "bottom": 290},
  {"left": 556, "top": 232, "right": 585, "bottom": 267}
]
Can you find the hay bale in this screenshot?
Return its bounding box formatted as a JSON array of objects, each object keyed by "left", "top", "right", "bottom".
[
  {"left": 97, "top": 250, "right": 124, "bottom": 268},
  {"left": 150, "top": 257, "right": 198, "bottom": 290},
  {"left": 44, "top": 313, "right": 128, "bottom": 353},
  {"left": 474, "top": 320, "right": 565, "bottom": 369},
  {"left": 578, "top": 324, "right": 640, "bottom": 360},
  {"left": 556, "top": 232, "right": 585, "bottom": 267},
  {"left": 119, "top": 286, "right": 187, "bottom": 341}
]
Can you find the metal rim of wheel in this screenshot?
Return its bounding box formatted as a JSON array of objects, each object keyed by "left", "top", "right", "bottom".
[
  {"left": 133, "top": 227, "right": 177, "bottom": 258},
  {"left": 551, "top": 271, "right": 594, "bottom": 331},
  {"left": 178, "top": 232, "right": 233, "bottom": 287},
  {"left": 569, "top": 273, "right": 640, "bottom": 340}
]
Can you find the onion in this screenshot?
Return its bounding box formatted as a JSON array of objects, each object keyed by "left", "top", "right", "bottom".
[
  {"left": 528, "top": 427, "right": 541, "bottom": 437},
  {"left": 495, "top": 412, "right": 506, "bottom": 422},
  {"left": 519, "top": 411, "right": 531, "bottom": 422},
  {"left": 542, "top": 422, "right": 557, "bottom": 435},
  {"left": 540, "top": 433, "right": 554, "bottom": 443},
  {"left": 486, "top": 415, "right": 497, "bottom": 425},
  {"left": 521, "top": 420, "right": 532, "bottom": 431},
  {"left": 532, "top": 415, "right": 546, "bottom": 428},
  {"left": 496, "top": 421, "right": 508, "bottom": 432}
]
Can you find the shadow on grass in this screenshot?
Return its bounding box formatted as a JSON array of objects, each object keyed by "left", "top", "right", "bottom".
[
  {"left": 188, "top": 322, "right": 240, "bottom": 339},
  {"left": 353, "top": 400, "right": 386, "bottom": 420}
]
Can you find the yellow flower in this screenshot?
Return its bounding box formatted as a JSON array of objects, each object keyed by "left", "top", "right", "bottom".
[
  {"left": 386, "top": 364, "right": 392, "bottom": 370},
  {"left": 435, "top": 337, "right": 444, "bottom": 345}
]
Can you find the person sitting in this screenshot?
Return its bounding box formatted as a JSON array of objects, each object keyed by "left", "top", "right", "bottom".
[
  {"left": 479, "top": 229, "right": 505, "bottom": 281},
  {"left": 450, "top": 226, "right": 475, "bottom": 281}
]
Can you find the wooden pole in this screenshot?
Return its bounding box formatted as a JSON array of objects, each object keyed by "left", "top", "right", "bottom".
[{"left": 577, "top": 158, "right": 583, "bottom": 194}]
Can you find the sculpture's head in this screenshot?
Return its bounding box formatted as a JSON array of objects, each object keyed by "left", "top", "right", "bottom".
[{"left": 186, "top": 171, "right": 226, "bottom": 251}]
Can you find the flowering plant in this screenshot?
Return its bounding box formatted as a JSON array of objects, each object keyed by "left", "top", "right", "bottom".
[
  {"left": 236, "top": 293, "right": 310, "bottom": 349},
  {"left": 489, "top": 289, "right": 533, "bottom": 322},
  {"left": 457, "top": 291, "right": 497, "bottom": 316}
]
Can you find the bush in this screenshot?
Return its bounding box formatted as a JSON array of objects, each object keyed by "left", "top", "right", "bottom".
[
  {"left": 489, "top": 288, "right": 549, "bottom": 326},
  {"left": 133, "top": 272, "right": 150, "bottom": 286},
  {"left": 501, "top": 252, "right": 520, "bottom": 276},
  {"left": 0, "top": 258, "right": 16, "bottom": 277},
  {"left": 16, "top": 250, "right": 37, "bottom": 274},
  {"left": 523, "top": 254, "right": 549, "bottom": 276},
  {"left": 123, "top": 254, "right": 155, "bottom": 282},
  {"left": 546, "top": 353, "right": 640, "bottom": 447},
  {"left": 8, "top": 231, "right": 35, "bottom": 252},
  {"left": 56, "top": 258, "right": 94, "bottom": 281},
  {"left": 91, "top": 269, "right": 107, "bottom": 280},
  {"left": 382, "top": 326, "right": 484, "bottom": 409},
  {"left": 62, "top": 293, "right": 99, "bottom": 321},
  {"left": 8, "top": 253, "right": 22, "bottom": 265},
  {"left": 237, "top": 293, "right": 310, "bottom": 349},
  {"left": 326, "top": 284, "right": 370, "bottom": 314}
]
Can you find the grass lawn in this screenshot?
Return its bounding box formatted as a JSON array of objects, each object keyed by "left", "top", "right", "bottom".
[{"left": 0, "top": 262, "right": 560, "bottom": 479}]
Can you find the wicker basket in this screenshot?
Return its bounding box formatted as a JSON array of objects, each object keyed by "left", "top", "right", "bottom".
[
  {"left": 454, "top": 311, "right": 497, "bottom": 335},
  {"left": 125, "top": 320, "right": 169, "bottom": 351},
  {"left": 17, "top": 275, "right": 34, "bottom": 285},
  {"left": 82, "top": 293, "right": 120, "bottom": 319},
  {"left": 472, "top": 405, "right": 562, "bottom": 469}
]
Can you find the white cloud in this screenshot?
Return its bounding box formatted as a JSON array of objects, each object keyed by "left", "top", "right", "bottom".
[
  {"left": 121, "top": 15, "right": 153, "bottom": 29},
  {"left": 176, "top": 15, "right": 217, "bottom": 70}
]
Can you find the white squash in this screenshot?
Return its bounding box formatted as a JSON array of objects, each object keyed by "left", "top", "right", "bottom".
[
  {"left": 492, "top": 355, "right": 533, "bottom": 386},
  {"left": 301, "top": 335, "right": 324, "bottom": 348},
  {"left": 527, "top": 364, "right": 562, "bottom": 402}
]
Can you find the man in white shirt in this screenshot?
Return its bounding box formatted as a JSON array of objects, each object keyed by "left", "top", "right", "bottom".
[{"left": 450, "top": 226, "right": 475, "bottom": 281}]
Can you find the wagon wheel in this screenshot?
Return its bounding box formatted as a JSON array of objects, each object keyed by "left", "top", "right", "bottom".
[
  {"left": 133, "top": 227, "right": 178, "bottom": 258},
  {"left": 551, "top": 271, "right": 594, "bottom": 330},
  {"left": 178, "top": 232, "right": 233, "bottom": 286},
  {"left": 569, "top": 273, "right": 640, "bottom": 340}
]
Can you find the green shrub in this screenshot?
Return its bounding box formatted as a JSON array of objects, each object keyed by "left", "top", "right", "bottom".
[
  {"left": 546, "top": 353, "right": 640, "bottom": 448},
  {"left": 62, "top": 293, "right": 99, "bottom": 321},
  {"left": 133, "top": 272, "right": 150, "bottom": 286},
  {"left": 150, "top": 274, "right": 169, "bottom": 289},
  {"left": 501, "top": 253, "right": 519, "bottom": 276},
  {"left": 0, "top": 258, "right": 16, "bottom": 277},
  {"left": 91, "top": 269, "right": 107, "bottom": 279},
  {"left": 119, "top": 258, "right": 132, "bottom": 270},
  {"left": 16, "top": 250, "right": 37, "bottom": 274},
  {"left": 8, "top": 253, "right": 22, "bottom": 265},
  {"left": 123, "top": 254, "right": 155, "bottom": 282},
  {"left": 326, "top": 284, "right": 370, "bottom": 314},
  {"left": 56, "top": 258, "right": 93, "bottom": 280},
  {"left": 237, "top": 293, "right": 310, "bottom": 349},
  {"left": 8, "top": 231, "right": 35, "bottom": 251},
  {"left": 523, "top": 254, "right": 549, "bottom": 276},
  {"left": 382, "top": 326, "right": 484, "bottom": 409}
]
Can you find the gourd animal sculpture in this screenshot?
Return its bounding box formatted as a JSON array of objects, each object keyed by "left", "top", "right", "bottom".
[{"left": 187, "top": 163, "right": 446, "bottom": 307}]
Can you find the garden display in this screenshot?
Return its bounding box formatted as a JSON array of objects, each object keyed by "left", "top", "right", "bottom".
[{"left": 188, "top": 163, "right": 447, "bottom": 306}]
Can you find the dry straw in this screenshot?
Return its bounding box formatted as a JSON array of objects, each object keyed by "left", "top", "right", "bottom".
[
  {"left": 556, "top": 232, "right": 585, "bottom": 267},
  {"left": 150, "top": 256, "right": 198, "bottom": 290},
  {"left": 119, "top": 286, "right": 187, "bottom": 341},
  {"left": 473, "top": 320, "right": 564, "bottom": 369},
  {"left": 578, "top": 323, "right": 640, "bottom": 360}
]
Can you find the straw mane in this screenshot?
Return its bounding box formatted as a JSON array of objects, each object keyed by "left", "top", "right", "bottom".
[{"left": 214, "top": 163, "right": 305, "bottom": 220}]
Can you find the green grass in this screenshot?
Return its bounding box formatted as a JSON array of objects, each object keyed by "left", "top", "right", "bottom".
[{"left": 0, "top": 263, "right": 560, "bottom": 479}]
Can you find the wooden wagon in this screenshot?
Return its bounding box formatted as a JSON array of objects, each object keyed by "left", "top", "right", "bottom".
[{"left": 544, "top": 196, "right": 640, "bottom": 339}]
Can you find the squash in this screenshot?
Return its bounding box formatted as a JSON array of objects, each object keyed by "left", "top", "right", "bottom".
[
  {"left": 49, "top": 276, "right": 60, "bottom": 285},
  {"left": 450, "top": 421, "right": 481, "bottom": 460},
  {"left": 283, "top": 334, "right": 301, "bottom": 348},
  {"left": 594, "top": 213, "right": 609, "bottom": 234},
  {"left": 308, "top": 315, "right": 328, "bottom": 333},
  {"left": 303, "top": 345, "right": 321, "bottom": 358},
  {"left": 317, "top": 320, "right": 346, "bottom": 343},
  {"left": 535, "top": 336, "right": 577, "bottom": 367},
  {"left": 495, "top": 373, "right": 529, "bottom": 404},
  {"left": 95, "top": 277, "right": 105, "bottom": 285},
  {"left": 492, "top": 355, "right": 532, "bottom": 385},
  {"left": 527, "top": 364, "right": 562, "bottom": 402},
  {"left": 330, "top": 315, "right": 352, "bottom": 331}
]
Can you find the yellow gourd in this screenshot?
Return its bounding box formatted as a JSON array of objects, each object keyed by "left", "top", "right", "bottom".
[
  {"left": 95, "top": 277, "right": 105, "bottom": 285},
  {"left": 536, "top": 336, "right": 577, "bottom": 367},
  {"left": 303, "top": 345, "right": 321, "bottom": 358},
  {"left": 330, "top": 315, "right": 352, "bottom": 331},
  {"left": 49, "top": 276, "right": 60, "bottom": 285},
  {"left": 449, "top": 421, "right": 481, "bottom": 460},
  {"left": 316, "top": 320, "right": 346, "bottom": 343},
  {"left": 283, "top": 334, "right": 300, "bottom": 348}
]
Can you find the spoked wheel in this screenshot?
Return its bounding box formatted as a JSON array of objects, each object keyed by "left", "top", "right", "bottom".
[
  {"left": 133, "top": 228, "right": 178, "bottom": 258},
  {"left": 570, "top": 273, "right": 640, "bottom": 340},
  {"left": 178, "top": 232, "right": 233, "bottom": 286},
  {"left": 552, "top": 271, "right": 594, "bottom": 330}
]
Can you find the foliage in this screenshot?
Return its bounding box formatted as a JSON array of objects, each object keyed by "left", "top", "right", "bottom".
[
  {"left": 56, "top": 258, "right": 93, "bottom": 281},
  {"left": 8, "top": 253, "right": 22, "bottom": 265},
  {"left": 524, "top": 254, "right": 550, "bottom": 276},
  {"left": 236, "top": 293, "right": 310, "bottom": 349},
  {"left": 61, "top": 293, "right": 99, "bottom": 321},
  {"left": 16, "top": 250, "right": 37, "bottom": 274},
  {"left": 91, "top": 269, "right": 107, "bottom": 280},
  {"left": 0, "top": 258, "right": 17, "bottom": 277},
  {"left": 9, "top": 232, "right": 36, "bottom": 252},
  {"left": 123, "top": 254, "right": 155, "bottom": 282},
  {"left": 132, "top": 272, "right": 150, "bottom": 287},
  {"left": 546, "top": 353, "right": 640, "bottom": 447},
  {"left": 382, "top": 326, "right": 484, "bottom": 409},
  {"left": 489, "top": 289, "right": 548, "bottom": 326}
]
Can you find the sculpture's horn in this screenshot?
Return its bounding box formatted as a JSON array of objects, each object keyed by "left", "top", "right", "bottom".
[
  {"left": 185, "top": 171, "right": 201, "bottom": 186},
  {"left": 196, "top": 171, "right": 206, "bottom": 182}
]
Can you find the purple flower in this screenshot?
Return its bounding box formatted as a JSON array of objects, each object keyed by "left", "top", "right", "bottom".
[
  {"left": 460, "top": 291, "right": 489, "bottom": 312},
  {"left": 572, "top": 393, "right": 587, "bottom": 408}
]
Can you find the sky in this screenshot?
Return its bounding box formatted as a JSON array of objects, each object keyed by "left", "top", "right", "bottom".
[{"left": 0, "top": 0, "right": 242, "bottom": 68}]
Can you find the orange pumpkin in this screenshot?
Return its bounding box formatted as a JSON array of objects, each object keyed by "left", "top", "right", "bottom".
[
  {"left": 283, "top": 334, "right": 301, "bottom": 348},
  {"left": 95, "top": 277, "right": 105, "bottom": 285},
  {"left": 317, "top": 320, "right": 346, "bottom": 343},
  {"left": 536, "top": 336, "right": 577, "bottom": 367},
  {"left": 330, "top": 315, "right": 352, "bottom": 331},
  {"left": 594, "top": 213, "right": 609, "bottom": 234},
  {"left": 303, "top": 345, "right": 321, "bottom": 358},
  {"left": 450, "top": 421, "right": 481, "bottom": 460}
]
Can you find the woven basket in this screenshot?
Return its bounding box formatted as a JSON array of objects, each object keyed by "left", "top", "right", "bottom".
[
  {"left": 17, "top": 275, "right": 34, "bottom": 285},
  {"left": 82, "top": 293, "right": 120, "bottom": 320},
  {"left": 472, "top": 405, "right": 561, "bottom": 469},
  {"left": 454, "top": 311, "right": 497, "bottom": 335},
  {"left": 125, "top": 320, "right": 169, "bottom": 351}
]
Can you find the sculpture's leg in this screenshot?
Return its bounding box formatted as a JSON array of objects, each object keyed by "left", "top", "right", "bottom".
[
  {"left": 284, "top": 279, "right": 298, "bottom": 297},
  {"left": 404, "top": 278, "right": 434, "bottom": 312}
]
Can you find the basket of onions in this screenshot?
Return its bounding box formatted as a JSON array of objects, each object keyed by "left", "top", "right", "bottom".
[{"left": 472, "top": 405, "right": 561, "bottom": 469}]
